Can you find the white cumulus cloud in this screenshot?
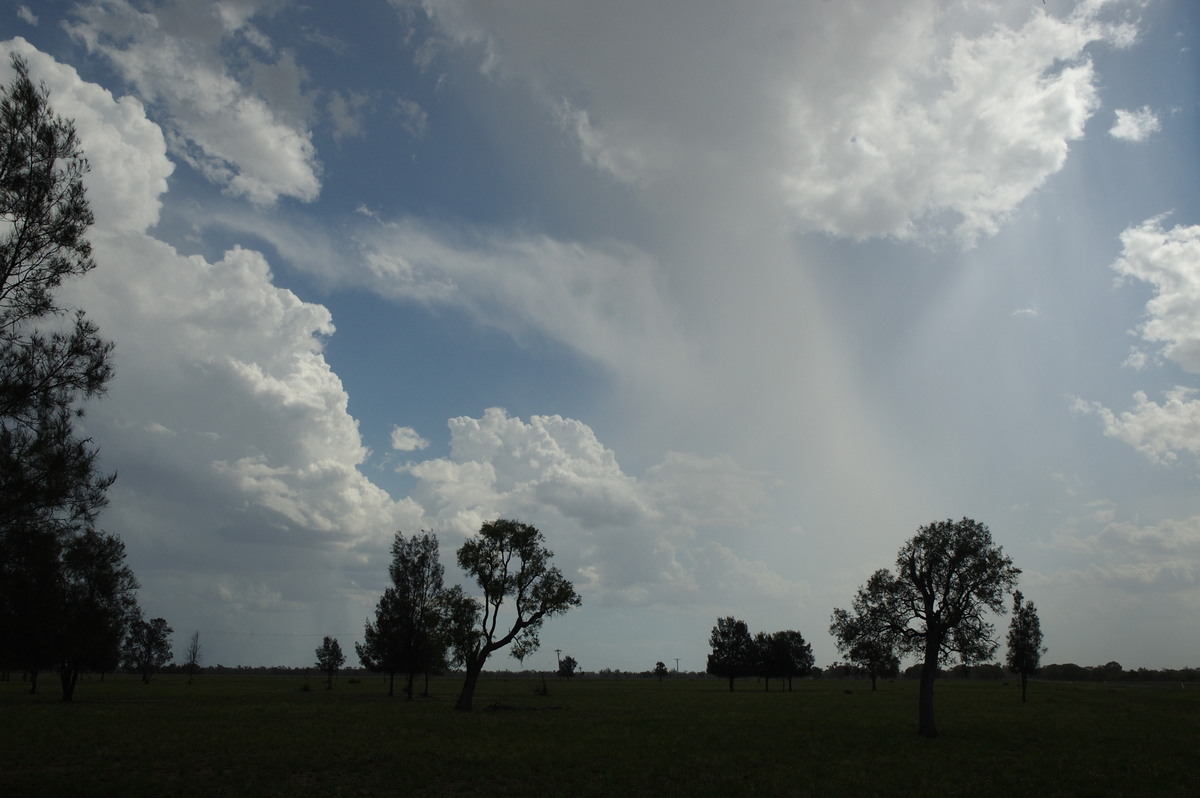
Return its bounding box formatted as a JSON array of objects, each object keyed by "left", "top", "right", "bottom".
[
  {"left": 65, "top": 0, "right": 321, "bottom": 204},
  {"left": 1110, "top": 106, "right": 1161, "bottom": 142},
  {"left": 404, "top": 408, "right": 801, "bottom": 609},
  {"left": 1076, "top": 218, "right": 1200, "bottom": 464},
  {"left": 391, "top": 425, "right": 430, "bottom": 452},
  {"left": 412, "top": 0, "right": 1132, "bottom": 246}
]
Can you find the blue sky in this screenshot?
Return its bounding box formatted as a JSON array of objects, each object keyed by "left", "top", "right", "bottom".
[{"left": 4, "top": 0, "right": 1200, "bottom": 672}]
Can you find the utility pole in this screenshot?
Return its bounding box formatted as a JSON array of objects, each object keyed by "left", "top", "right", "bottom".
[
  {"left": 555, "top": 649, "right": 562, "bottom": 672},
  {"left": 675, "top": 658, "right": 680, "bottom": 673}
]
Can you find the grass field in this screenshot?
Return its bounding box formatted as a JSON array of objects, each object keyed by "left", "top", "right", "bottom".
[{"left": 2, "top": 673, "right": 1197, "bottom": 796}]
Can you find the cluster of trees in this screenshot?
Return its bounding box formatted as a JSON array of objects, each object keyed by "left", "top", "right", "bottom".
[
  {"left": 354, "top": 519, "right": 580, "bottom": 710},
  {"left": 706, "top": 617, "right": 814, "bottom": 692},
  {"left": 0, "top": 55, "right": 171, "bottom": 700}
]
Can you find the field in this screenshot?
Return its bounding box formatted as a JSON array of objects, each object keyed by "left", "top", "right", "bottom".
[{"left": 2, "top": 673, "right": 1197, "bottom": 796}]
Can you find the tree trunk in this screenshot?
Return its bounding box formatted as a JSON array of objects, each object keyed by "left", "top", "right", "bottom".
[
  {"left": 727, "top": 676, "right": 735, "bottom": 692},
  {"left": 387, "top": 671, "right": 395, "bottom": 697},
  {"left": 455, "top": 658, "right": 484, "bottom": 711},
  {"left": 1020, "top": 672, "right": 1028, "bottom": 703},
  {"left": 404, "top": 673, "right": 415, "bottom": 701},
  {"left": 60, "top": 663, "right": 78, "bottom": 702},
  {"left": 917, "top": 654, "right": 938, "bottom": 738},
  {"left": 870, "top": 672, "right": 878, "bottom": 692}
]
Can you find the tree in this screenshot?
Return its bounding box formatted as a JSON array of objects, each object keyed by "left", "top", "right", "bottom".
[
  {"left": 830, "top": 569, "right": 902, "bottom": 691},
  {"left": 448, "top": 519, "right": 581, "bottom": 711},
  {"left": 847, "top": 518, "right": 1019, "bottom": 737},
  {"left": 557, "top": 654, "right": 579, "bottom": 679},
  {"left": 57, "top": 528, "right": 138, "bottom": 699},
  {"left": 315, "top": 636, "right": 345, "bottom": 689},
  {"left": 654, "top": 661, "right": 669, "bottom": 682},
  {"left": 706, "top": 616, "right": 754, "bottom": 691},
  {"left": 1005, "top": 590, "right": 1045, "bottom": 703},
  {"left": 123, "top": 615, "right": 173, "bottom": 684},
  {"left": 356, "top": 531, "right": 449, "bottom": 699},
  {"left": 755, "top": 630, "right": 814, "bottom": 692},
  {"left": 183, "top": 631, "right": 203, "bottom": 684},
  {"left": 0, "top": 53, "right": 118, "bottom": 693}
]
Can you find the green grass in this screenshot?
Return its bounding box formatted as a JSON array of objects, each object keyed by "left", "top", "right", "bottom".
[{"left": 2, "top": 674, "right": 1197, "bottom": 796}]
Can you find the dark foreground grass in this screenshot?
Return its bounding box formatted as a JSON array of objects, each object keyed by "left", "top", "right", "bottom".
[{"left": 2, "top": 674, "right": 1197, "bottom": 796}]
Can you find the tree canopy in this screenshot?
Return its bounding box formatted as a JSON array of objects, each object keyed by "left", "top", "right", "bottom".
[
  {"left": 830, "top": 569, "right": 902, "bottom": 691},
  {"left": 844, "top": 518, "right": 1020, "bottom": 736},
  {"left": 1005, "top": 590, "right": 1046, "bottom": 703},
  {"left": 0, "top": 54, "right": 133, "bottom": 701},
  {"left": 448, "top": 519, "right": 580, "bottom": 711},
  {"left": 356, "top": 531, "right": 449, "bottom": 699}
]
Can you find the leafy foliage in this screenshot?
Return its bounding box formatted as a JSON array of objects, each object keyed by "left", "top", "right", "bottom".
[
  {"left": 0, "top": 57, "right": 129, "bottom": 700},
  {"left": 706, "top": 616, "right": 754, "bottom": 691},
  {"left": 753, "top": 629, "right": 814, "bottom": 691},
  {"left": 123, "top": 615, "right": 173, "bottom": 685},
  {"left": 356, "top": 531, "right": 449, "bottom": 698},
  {"left": 830, "top": 569, "right": 901, "bottom": 691},
  {"left": 315, "top": 636, "right": 345, "bottom": 689},
  {"left": 1005, "top": 590, "right": 1045, "bottom": 702},
  {"left": 557, "top": 654, "right": 579, "bottom": 679},
  {"left": 841, "top": 518, "right": 1020, "bottom": 736},
  {"left": 449, "top": 519, "right": 581, "bottom": 710}
]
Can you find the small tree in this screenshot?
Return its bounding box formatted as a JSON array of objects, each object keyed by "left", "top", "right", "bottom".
[
  {"left": 557, "top": 654, "right": 579, "bottom": 679},
  {"left": 654, "top": 661, "right": 669, "bottom": 682},
  {"left": 1005, "top": 590, "right": 1045, "bottom": 703},
  {"left": 183, "top": 631, "right": 202, "bottom": 684},
  {"left": 706, "top": 616, "right": 754, "bottom": 691},
  {"left": 315, "top": 636, "right": 345, "bottom": 690},
  {"left": 830, "top": 569, "right": 902, "bottom": 691},
  {"left": 123, "top": 615, "right": 173, "bottom": 684},
  {"left": 356, "top": 531, "right": 448, "bottom": 699},
  {"left": 448, "top": 519, "right": 581, "bottom": 711},
  {"left": 846, "top": 518, "right": 1019, "bottom": 737}
]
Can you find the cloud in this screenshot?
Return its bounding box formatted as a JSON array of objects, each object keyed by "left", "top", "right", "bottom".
[
  {"left": 2, "top": 39, "right": 173, "bottom": 234},
  {"left": 1109, "top": 106, "right": 1161, "bottom": 142},
  {"left": 1076, "top": 218, "right": 1200, "bottom": 464},
  {"left": 390, "top": 426, "right": 430, "bottom": 452},
  {"left": 405, "top": 408, "right": 803, "bottom": 609},
  {"left": 16, "top": 5, "right": 36, "bottom": 25},
  {"left": 65, "top": 0, "right": 321, "bottom": 204},
  {"left": 411, "top": 0, "right": 1132, "bottom": 246},
  {"left": 7, "top": 40, "right": 417, "bottom": 662}
]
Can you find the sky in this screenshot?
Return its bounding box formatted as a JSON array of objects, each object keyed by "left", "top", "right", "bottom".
[{"left": 3, "top": 0, "right": 1199, "bottom": 673}]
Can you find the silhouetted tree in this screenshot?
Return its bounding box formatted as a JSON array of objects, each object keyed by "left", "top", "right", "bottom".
[
  {"left": 0, "top": 53, "right": 117, "bottom": 693},
  {"left": 707, "top": 616, "right": 754, "bottom": 691},
  {"left": 57, "top": 528, "right": 137, "bottom": 699},
  {"left": 557, "top": 654, "right": 579, "bottom": 679},
  {"left": 654, "top": 661, "right": 669, "bottom": 682},
  {"left": 123, "top": 615, "right": 173, "bottom": 684},
  {"left": 1006, "top": 590, "right": 1044, "bottom": 702},
  {"left": 447, "top": 519, "right": 581, "bottom": 711},
  {"left": 183, "top": 631, "right": 202, "bottom": 684},
  {"left": 755, "top": 630, "right": 813, "bottom": 692},
  {"left": 356, "top": 531, "right": 448, "bottom": 699},
  {"left": 830, "top": 569, "right": 902, "bottom": 691},
  {"left": 315, "top": 636, "right": 345, "bottom": 690},
  {"left": 846, "top": 518, "right": 1019, "bottom": 737}
]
